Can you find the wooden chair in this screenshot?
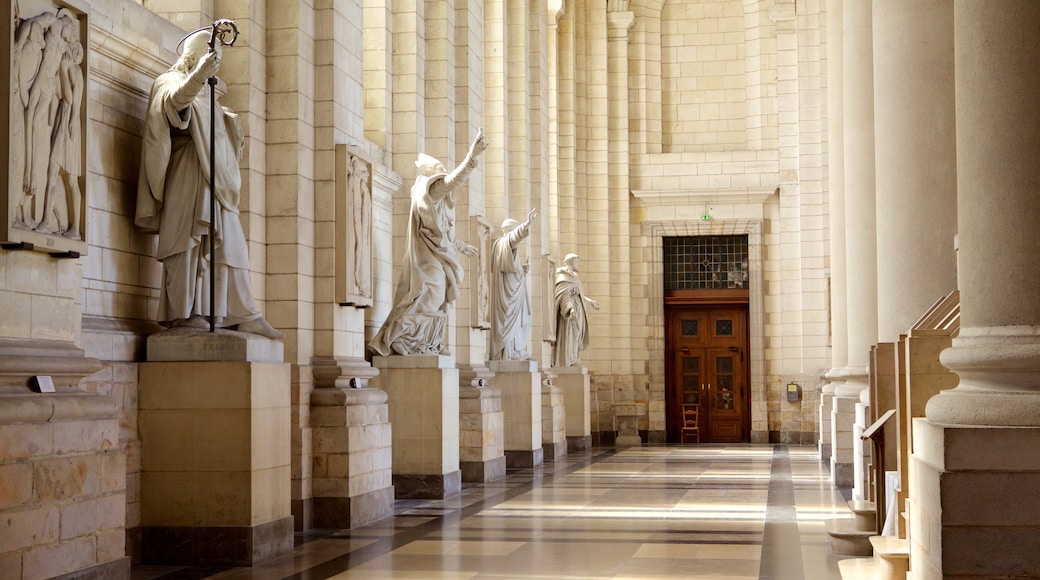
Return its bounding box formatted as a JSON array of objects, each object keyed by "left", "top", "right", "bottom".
[{"left": 681, "top": 404, "right": 700, "bottom": 443}]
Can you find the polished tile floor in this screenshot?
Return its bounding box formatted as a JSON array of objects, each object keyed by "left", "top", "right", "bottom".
[{"left": 133, "top": 445, "right": 851, "bottom": 579}]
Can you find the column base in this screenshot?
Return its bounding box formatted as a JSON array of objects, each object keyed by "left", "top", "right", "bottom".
[
  {"left": 831, "top": 460, "right": 854, "bottom": 489},
  {"left": 911, "top": 419, "right": 1040, "bottom": 578},
  {"left": 567, "top": 435, "right": 592, "bottom": 452},
  {"left": 556, "top": 366, "right": 591, "bottom": 441},
  {"left": 505, "top": 448, "right": 544, "bottom": 468},
  {"left": 313, "top": 487, "right": 395, "bottom": 529},
  {"left": 459, "top": 385, "right": 505, "bottom": 484},
  {"left": 541, "top": 381, "right": 567, "bottom": 462},
  {"left": 543, "top": 440, "right": 567, "bottom": 461},
  {"left": 141, "top": 517, "right": 294, "bottom": 566},
  {"left": 461, "top": 456, "right": 507, "bottom": 483},
  {"left": 393, "top": 470, "right": 462, "bottom": 499}
]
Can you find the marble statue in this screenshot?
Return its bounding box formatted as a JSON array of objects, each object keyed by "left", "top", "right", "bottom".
[
  {"left": 552, "top": 253, "right": 599, "bottom": 367},
  {"left": 367, "top": 131, "right": 488, "bottom": 356},
  {"left": 135, "top": 28, "right": 282, "bottom": 339},
  {"left": 489, "top": 208, "right": 538, "bottom": 361},
  {"left": 10, "top": 9, "right": 84, "bottom": 238}
]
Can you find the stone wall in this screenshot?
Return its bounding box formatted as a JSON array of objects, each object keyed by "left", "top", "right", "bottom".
[{"left": 0, "top": 392, "right": 126, "bottom": 578}]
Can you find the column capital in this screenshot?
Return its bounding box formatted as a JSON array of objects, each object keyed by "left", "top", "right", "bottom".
[
  {"left": 549, "top": 0, "right": 565, "bottom": 22},
  {"left": 607, "top": 11, "right": 635, "bottom": 35}
]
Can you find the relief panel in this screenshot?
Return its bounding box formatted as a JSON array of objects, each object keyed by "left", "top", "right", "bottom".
[{"left": 2, "top": 0, "right": 89, "bottom": 256}]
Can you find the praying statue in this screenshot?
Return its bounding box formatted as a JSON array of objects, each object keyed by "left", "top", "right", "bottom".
[
  {"left": 552, "top": 253, "right": 599, "bottom": 367},
  {"left": 489, "top": 208, "right": 538, "bottom": 361},
  {"left": 367, "top": 131, "right": 488, "bottom": 356},
  {"left": 135, "top": 28, "right": 282, "bottom": 339}
]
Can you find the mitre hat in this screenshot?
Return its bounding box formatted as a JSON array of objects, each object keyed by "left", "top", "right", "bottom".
[
  {"left": 415, "top": 153, "right": 444, "bottom": 172},
  {"left": 177, "top": 28, "right": 212, "bottom": 56},
  {"left": 501, "top": 218, "right": 520, "bottom": 231}
]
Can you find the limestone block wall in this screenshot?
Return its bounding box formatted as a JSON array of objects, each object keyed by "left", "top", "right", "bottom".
[{"left": 0, "top": 395, "right": 125, "bottom": 578}]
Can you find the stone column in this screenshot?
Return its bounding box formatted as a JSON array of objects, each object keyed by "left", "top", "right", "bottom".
[
  {"left": 607, "top": 5, "right": 636, "bottom": 435},
  {"left": 912, "top": 4, "right": 1040, "bottom": 577},
  {"left": 831, "top": 0, "right": 878, "bottom": 491},
  {"left": 872, "top": 0, "right": 957, "bottom": 342},
  {"left": 820, "top": 0, "right": 847, "bottom": 467},
  {"left": 870, "top": 0, "right": 956, "bottom": 547}
]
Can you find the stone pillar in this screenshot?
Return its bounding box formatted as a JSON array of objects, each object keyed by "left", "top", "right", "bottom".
[
  {"left": 138, "top": 331, "right": 293, "bottom": 566},
  {"left": 911, "top": 3, "right": 1040, "bottom": 577},
  {"left": 831, "top": 0, "right": 878, "bottom": 490},
  {"left": 540, "top": 374, "right": 567, "bottom": 461},
  {"left": 871, "top": 0, "right": 957, "bottom": 344},
  {"left": 371, "top": 355, "right": 461, "bottom": 499},
  {"left": 556, "top": 366, "right": 592, "bottom": 452},
  {"left": 607, "top": 6, "right": 636, "bottom": 422},
  {"left": 821, "top": 0, "right": 847, "bottom": 468},
  {"left": 459, "top": 383, "right": 506, "bottom": 483},
  {"left": 490, "top": 359, "right": 543, "bottom": 468},
  {"left": 309, "top": 365, "right": 394, "bottom": 529}
]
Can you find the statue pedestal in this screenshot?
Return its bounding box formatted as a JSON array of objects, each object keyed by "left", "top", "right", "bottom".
[
  {"left": 541, "top": 376, "right": 567, "bottom": 461},
  {"left": 555, "top": 366, "right": 592, "bottom": 452},
  {"left": 371, "top": 355, "right": 460, "bottom": 498},
  {"left": 459, "top": 385, "right": 506, "bottom": 482},
  {"left": 310, "top": 387, "right": 394, "bottom": 528},
  {"left": 490, "top": 359, "right": 543, "bottom": 468},
  {"left": 139, "top": 330, "right": 292, "bottom": 566}
]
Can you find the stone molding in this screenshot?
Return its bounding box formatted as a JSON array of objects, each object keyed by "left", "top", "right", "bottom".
[{"left": 0, "top": 338, "right": 103, "bottom": 389}]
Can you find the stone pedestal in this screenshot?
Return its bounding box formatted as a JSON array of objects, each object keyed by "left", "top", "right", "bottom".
[
  {"left": 541, "top": 376, "right": 567, "bottom": 461},
  {"left": 138, "top": 331, "right": 293, "bottom": 566},
  {"left": 459, "top": 384, "right": 506, "bottom": 483},
  {"left": 310, "top": 387, "right": 394, "bottom": 528},
  {"left": 615, "top": 402, "right": 646, "bottom": 447},
  {"left": 910, "top": 420, "right": 1040, "bottom": 579},
  {"left": 489, "top": 359, "right": 543, "bottom": 468},
  {"left": 371, "top": 355, "right": 460, "bottom": 498},
  {"left": 556, "top": 366, "right": 592, "bottom": 452},
  {"left": 831, "top": 378, "right": 864, "bottom": 489}
]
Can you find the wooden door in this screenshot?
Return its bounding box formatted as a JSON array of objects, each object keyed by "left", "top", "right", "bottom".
[{"left": 666, "top": 307, "right": 748, "bottom": 443}]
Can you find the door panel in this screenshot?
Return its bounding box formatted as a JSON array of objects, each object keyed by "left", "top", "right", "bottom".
[{"left": 666, "top": 307, "right": 748, "bottom": 443}]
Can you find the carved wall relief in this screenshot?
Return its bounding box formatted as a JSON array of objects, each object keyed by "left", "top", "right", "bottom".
[
  {"left": 3, "top": 0, "right": 88, "bottom": 256},
  {"left": 470, "top": 216, "right": 492, "bottom": 329},
  {"left": 544, "top": 254, "right": 557, "bottom": 342},
  {"left": 335, "top": 144, "right": 373, "bottom": 307}
]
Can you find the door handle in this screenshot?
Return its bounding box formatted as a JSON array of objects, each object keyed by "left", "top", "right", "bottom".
[{"left": 680, "top": 347, "right": 689, "bottom": 352}]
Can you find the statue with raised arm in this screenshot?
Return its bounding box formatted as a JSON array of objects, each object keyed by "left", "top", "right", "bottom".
[
  {"left": 367, "top": 131, "right": 488, "bottom": 356},
  {"left": 135, "top": 27, "right": 282, "bottom": 339},
  {"left": 489, "top": 208, "right": 537, "bottom": 361},
  {"left": 552, "top": 253, "right": 600, "bottom": 367}
]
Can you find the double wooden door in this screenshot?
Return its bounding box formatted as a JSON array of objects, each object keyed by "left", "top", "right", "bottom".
[{"left": 666, "top": 307, "right": 749, "bottom": 443}]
